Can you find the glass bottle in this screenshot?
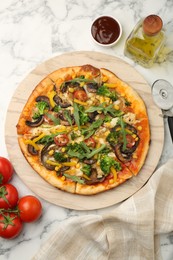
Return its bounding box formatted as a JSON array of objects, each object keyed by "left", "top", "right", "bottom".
[{"left": 124, "top": 15, "right": 165, "bottom": 68}]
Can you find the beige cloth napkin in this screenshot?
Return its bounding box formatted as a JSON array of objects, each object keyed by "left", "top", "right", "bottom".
[{"left": 33, "top": 159, "right": 173, "bottom": 260}]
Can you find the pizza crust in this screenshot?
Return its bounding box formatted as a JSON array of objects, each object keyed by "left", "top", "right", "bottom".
[{"left": 75, "top": 181, "right": 121, "bottom": 195}]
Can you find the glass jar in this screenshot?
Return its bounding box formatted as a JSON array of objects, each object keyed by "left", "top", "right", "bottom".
[{"left": 124, "top": 15, "right": 165, "bottom": 68}]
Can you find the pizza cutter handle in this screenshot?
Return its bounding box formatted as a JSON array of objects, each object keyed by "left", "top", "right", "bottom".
[{"left": 168, "top": 117, "right": 173, "bottom": 142}]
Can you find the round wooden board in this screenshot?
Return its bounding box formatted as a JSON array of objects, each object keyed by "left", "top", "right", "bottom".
[{"left": 5, "top": 51, "right": 164, "bottom": 210}]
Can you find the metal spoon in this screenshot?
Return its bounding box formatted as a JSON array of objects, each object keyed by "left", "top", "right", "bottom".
[{"left": 152, "top": 79, "right": 173, "bottom": 142}]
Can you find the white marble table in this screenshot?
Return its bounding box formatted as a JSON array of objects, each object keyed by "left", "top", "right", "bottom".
[{"left": 0, "top": 0, "right": 173, "bottom": 259}]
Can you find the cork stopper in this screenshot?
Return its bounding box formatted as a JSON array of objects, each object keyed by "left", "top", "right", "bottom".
[{"left": 142, "top": 15, "right": 163, "bottom": 36}]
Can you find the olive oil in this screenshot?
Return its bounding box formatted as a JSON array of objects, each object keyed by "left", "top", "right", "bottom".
[{"left": 124, "top": 15, "right": 165, "bottom": 68}]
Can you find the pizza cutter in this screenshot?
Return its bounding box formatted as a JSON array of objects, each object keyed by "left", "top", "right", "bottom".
[{"left": 152, "top": 79, "right": 173, "bottom": 142}]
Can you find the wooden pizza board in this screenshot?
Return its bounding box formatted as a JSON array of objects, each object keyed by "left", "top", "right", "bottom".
[{"left": 5, "top": 51, "right": 164, "bottom": 210}]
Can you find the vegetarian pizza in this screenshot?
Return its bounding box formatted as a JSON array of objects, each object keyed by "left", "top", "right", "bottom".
[{"left": 16, "top": 65, "right": 150, "bottom": 195}]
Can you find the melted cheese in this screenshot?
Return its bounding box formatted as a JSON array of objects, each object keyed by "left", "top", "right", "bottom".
[
  {"left": 123, "top": 112, "right": 139, "bottom": 125},
  {"left": 110, "top": 118, "right": 119, "bottom": 128},
  {"left": 31, "top": 125, "right": 68, "bottom": 136}
]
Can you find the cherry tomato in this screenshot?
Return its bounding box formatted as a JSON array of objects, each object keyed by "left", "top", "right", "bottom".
[
  {"left": 0, "top": 184, "right": 19, "bottom": 209},
  {"left": 84, "top": 137, "right": 96, "bottom": 148},
  {"left": 54, "top": 134, "right": 69, "bottom": 146},
  {"left": 73, "top": 90, "right": 88, "bottom": 101},
  {"left": 0, "top": 157, "right": 13, "bottom": 185},
  {"left": 0, "top": 213, "right": 23, "bottom": 239},
  {"left": 18, "top": 195, "right": 42, "bottom": 223}
]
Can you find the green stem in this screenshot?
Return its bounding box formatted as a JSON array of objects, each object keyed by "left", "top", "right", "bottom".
[{"left": 0, "top": 208, "right": 20, "bottom": 215}]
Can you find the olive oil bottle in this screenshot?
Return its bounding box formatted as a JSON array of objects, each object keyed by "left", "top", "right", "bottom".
[{"left": 124, "top": 15, "right": 165, "bottom": 68}]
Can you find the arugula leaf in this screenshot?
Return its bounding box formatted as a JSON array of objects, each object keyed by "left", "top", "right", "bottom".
[
  {"left": 97, "top": 85, "right": 118, "bottom": 101},
  {"left": 81, "top": 119, "right": 103, "bottom": 138},
  {"left": 82, "top": 130, "right": 95, "bottom": 140},
  {"left": 37, "top": 134, "right": 55, "bottom": 144},
  {"left": 70, "top": 131, "right": 80, "bottom": 140},
  {"left": 80, "top": 141, "right": 91, "bottom": 154},
  {"left": 60, "top": 76, "right": 97, "bottom": 91},
  {"left": 66, "top": 142, "right": 90, "bottom": 159},
  {"left": 63, "top": 110, "right": 73, "bottom": 126},
  {"left": 104, "top": 104, "right": 123, "bottom": 117},
  {"left": 63, "top": 173, "right": 85, "bottom": 184},
  {"left": 85, "top": 104, "right": 104, "bottom": 113},
  {"left": 86, "top": 144, "right": 106, "bottom": 159},
  {"left": 45, "top": 112, "right": 60, "bottom": 125},
  {"left": 118, "top": 116, "right": 127, "bottom": 151},
  {"left": 98, "top": 146, "right": 111, "bottom": 155},
  {"left": 106, "top": 117, "right": 127, "bottom": 150},
  {"left": 104, "top": 115, "right": 112, "bottom": 122},
  {"left": 73, "top": 102, "right": 80, "bottom": 129},
  {"left": 66, "top": 142, "right": 106, "bottom": 160},
  {"left": 67, "top": 149, "right": 84, "bottom": 159},
  {"left": 37, "top": 132, "right": 66, "bottom": 145},
  {"left": 67, "top": 76, "right": 96, "bottom": 84},
  {"left": 78, "top": 105, "right": 89, "bottom": 125},
  {"left": 86, "top": 103, "right": 123, "bottom": 117}
]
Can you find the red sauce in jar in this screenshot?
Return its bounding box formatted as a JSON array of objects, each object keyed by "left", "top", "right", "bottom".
[{"left": 91, "top": 16, "right": 121, "bottom": 45}]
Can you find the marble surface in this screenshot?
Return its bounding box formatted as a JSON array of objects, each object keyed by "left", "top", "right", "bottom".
[{"left": 0, "top": 0, "right": 173, "bottom": 259}]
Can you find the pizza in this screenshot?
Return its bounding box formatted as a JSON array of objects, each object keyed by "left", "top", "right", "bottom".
[{"left": 16, "top": 64, "right": 150, "bottom": 195}]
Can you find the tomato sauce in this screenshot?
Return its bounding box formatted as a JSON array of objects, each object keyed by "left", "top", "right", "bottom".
[{"left": 91, "top": 16, "right": 121, "bottom": 45}]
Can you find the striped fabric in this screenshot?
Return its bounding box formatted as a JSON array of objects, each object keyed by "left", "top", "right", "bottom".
[{"left": 33, "top": 159, "right": 173, "bottom": 260}]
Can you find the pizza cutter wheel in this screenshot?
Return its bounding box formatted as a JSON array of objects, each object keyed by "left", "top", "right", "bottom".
[{"left": 152, "top": 79, "right": 173, "bottom": 142}]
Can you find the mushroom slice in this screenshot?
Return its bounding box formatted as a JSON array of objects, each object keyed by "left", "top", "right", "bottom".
[
  {"left": 40, "top": 143, "right": 59, "bottom": 171},
  {"left": 109, "top": 123, "right": 140, "bottom": 163},
  {"left": 40, "top": 143, "right": 57, "bottom": 170},
  {"left": 60, "top": 82, "right": 68, "bottom": 93},
  {"left": 83, "top": 168, "right": 105, "bottom": 185},
  {"left": 25, "top": 115, "right": 44, "bottom": 127},
  {"left": 60, "top": 81, "right": 80, "bottom": 93},
  {"left": 60, "top": 166, "right": 70, "bottom": 172},
  {"left": 83, "top": 159, "right": 97, "bottom": 165},
  {"left": 114, "top": 144, "right": 132, "bottom": 163},
  {"left": 40, "top": 143, "right": 70, "bottom": 171},
  {"left": 88, "top": 111, "right": 98, "bottom": 122},
  {"left": 27, "top": 144, "right": 38, "bottom": 155},
  {"left": 121, "top": 137, "right": 140, "bottom": 155},
  {"left": 86, "top": 82, "right": 99, "bottom": 93},
  {"left": 27, "top": 136, "right": 39, "bottom": 155},
  {"left": 53, "top": 95, "right": 71, "bottom": 108},
  {"left": 114, "top": 134, "right": 140, "bottom": 163}
]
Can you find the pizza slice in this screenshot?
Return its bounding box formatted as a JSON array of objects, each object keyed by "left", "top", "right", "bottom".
[
  {"left": 18, "top": 133, "right": 76, "bottom": 193},
  {"left": 100, "top": 68, "right": 149, "bottom": 119},
  {"left": 99, "top": 68, "right": 150, "bottom": 175}
]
